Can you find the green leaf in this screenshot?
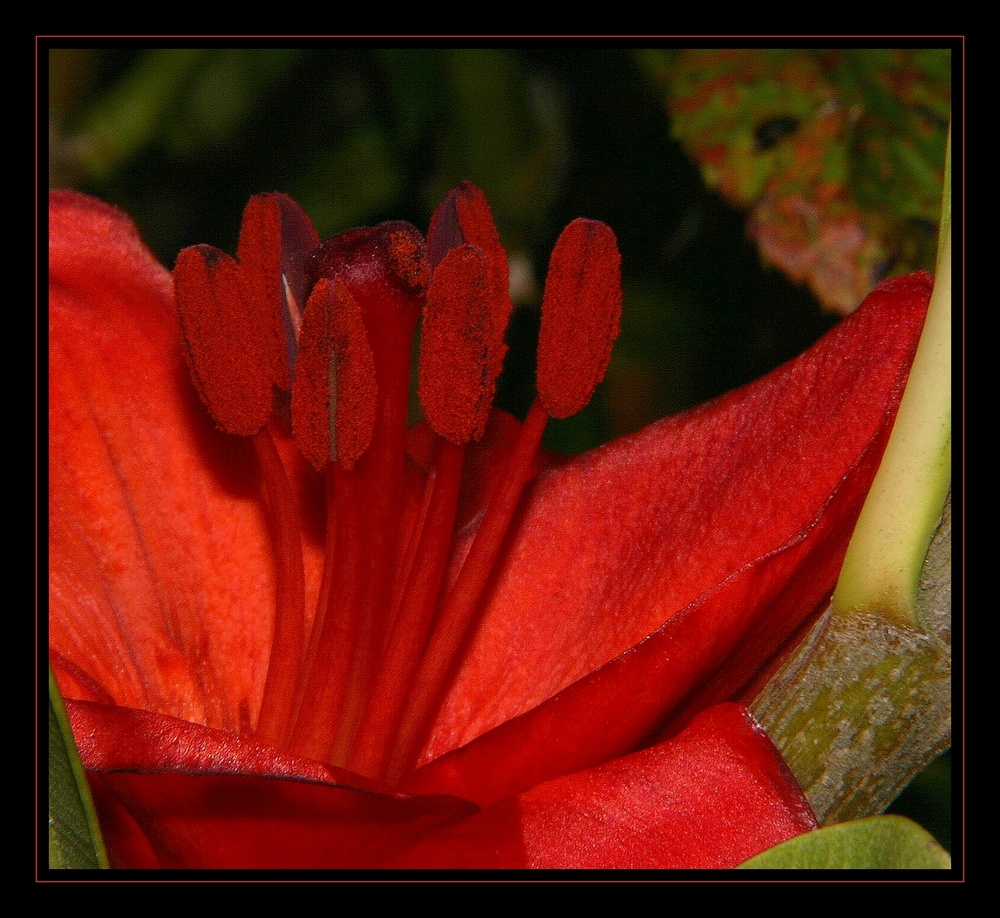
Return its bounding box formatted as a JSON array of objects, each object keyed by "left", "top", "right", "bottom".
[
  {"left": 737, "top": 816, "right": 950, "bottom": 869},
  {"left": 645, "top": 48, "right": 950, "bottom": 314},
  {"left": 48, "top": 667, "right": 108, "bottom": 869}
]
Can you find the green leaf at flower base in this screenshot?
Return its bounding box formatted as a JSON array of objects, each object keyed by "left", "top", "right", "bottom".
[
  {"left": 737, "top": 815, "right": 950, "bottom": 869},
  {"left": 49, "top": 666, "right": 108, "bottom": 869}
]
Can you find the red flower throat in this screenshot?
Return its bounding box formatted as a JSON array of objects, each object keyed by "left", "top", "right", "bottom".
[{"left": 172, "top": 181, "right": 622, "bottom": 785}]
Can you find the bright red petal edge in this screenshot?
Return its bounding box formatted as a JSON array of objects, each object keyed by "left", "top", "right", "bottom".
[{"left": 69, "top": 700, "right": 814, "bottom": 869}]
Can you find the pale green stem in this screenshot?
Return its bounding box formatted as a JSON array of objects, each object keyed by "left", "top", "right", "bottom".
[{"left": 833, "top": 129, "right": 952, "bottom": 626}]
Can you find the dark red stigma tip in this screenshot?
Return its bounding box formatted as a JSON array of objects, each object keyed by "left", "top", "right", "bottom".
[{"left": 308, "top": 221, "right": 428, "bottom": 323}]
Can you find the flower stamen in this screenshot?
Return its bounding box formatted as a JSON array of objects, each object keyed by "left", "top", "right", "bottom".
[
  {"left": 386, "top": 215, "right": 622, "bottom": 782},
  {"left": 287, "top": 222, "right": 428, "bottom": 764},
  {"left": 348, "top": 203, "right": 511, "bottom": 777},
  {"left": 537, "top": 218, "right": 623, "bottom": 419},
  {"left": 172, "top": 185, "right": 621, "bottom": 785},
  {"left": 251, "top": 425, "right": 306, "bottom": 747}
]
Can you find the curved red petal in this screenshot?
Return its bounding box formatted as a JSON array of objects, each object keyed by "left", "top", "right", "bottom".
[
  {"left": 74, "top": 699, "right": 811, "bottom": 869},
  {"left": 389, "top": 704, "right": 815, "bottom": 869},
  {"left": 69, "top": 700, "right": 478, "bottom": 868},
  {"left": 48, "top": 191, "right": 324, "bottom": 731},
  {"left": 409, "top": 273, "right": 932, "bottom": 801},
  {"left": 67, "top": 703, "right": 478, "bottom": 870},
  {"left": 66, "top": 699, "right": 377, "bottom": 786},
  {"left": 86, "top": 769, "right": 477, "bottom": 869}
]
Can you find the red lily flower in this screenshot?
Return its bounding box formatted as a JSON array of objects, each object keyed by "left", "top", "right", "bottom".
[{"left": 48, "top": 185, "right": 931, "bottom": 870}]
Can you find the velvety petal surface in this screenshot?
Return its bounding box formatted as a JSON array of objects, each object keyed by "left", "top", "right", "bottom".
[
  {"left": 48, "top": 191, "right": 323, "bottom": 733},
  {"left": 85, "top": 767, "right": 479, "bottom": 870},
  {"left": 411, "top": 273, "right": 931, "bottom": 803}
]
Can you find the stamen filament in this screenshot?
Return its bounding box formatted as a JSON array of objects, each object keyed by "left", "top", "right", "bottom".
[
  {"left": 289, "top": 465, "right": 364, "bottom": 763},
  {"left": 389, "top": 400, "right": 550, "bottom": 781},
  {"left": 286, "top": 468, "right": 337, "bottom": 738},
  {"left": 347, "top": 438, "right": 466, "bottom": 780},
  {"left": 329, "top": 316, "right": 415, "bottom": 764},
  {"left": 252, "top": 423, "right": 306, "bottom": 747}
]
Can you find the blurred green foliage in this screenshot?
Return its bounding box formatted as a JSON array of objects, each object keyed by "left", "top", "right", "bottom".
[
  {"left": 45, "top": 43, "right": 953, "bottom": 854},
  {"left": 644, "top": 48, "right": 950, "bottom": 314}
]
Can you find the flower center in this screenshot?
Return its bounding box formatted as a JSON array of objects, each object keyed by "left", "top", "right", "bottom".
[{"left": 173, "top": 183, "right": 622, "bottom": 785}]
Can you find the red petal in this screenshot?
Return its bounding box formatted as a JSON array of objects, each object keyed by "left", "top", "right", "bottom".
[
  {"left": 73, "top": 699, "right": 812, "bottom": 869},
  {"left": 408, "top": 272, "right": 932, "bottom": 802},
  {"left": 66, "top": 702, "right": 478, "bottom": 869},
  {"left": 388, "top": 704, "right": 815, "bottom": 869},
  {"left": 86, "top": 770, "right": 483, "bottom": 869},
  {"left": 49, "top": 191, "right": 325, "bottom": 730}
]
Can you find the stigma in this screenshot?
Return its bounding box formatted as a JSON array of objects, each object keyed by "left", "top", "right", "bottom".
[{"left": 173, "top": 182, "right": 622, "bottom": 785}]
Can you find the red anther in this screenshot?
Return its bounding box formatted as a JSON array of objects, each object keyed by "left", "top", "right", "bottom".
[
  {"left": 537, "top": 218, "right": 622, "bottom": 419},
  {"left": 174, "top": 244, "right": 275, "bottom": 436},
  {"left": 427, "top": 182, "right": 512, "bottom": 400},
  {"left": 237, "top": 193, "right": 320, "bottom": 389},
  {"left": 428, "top": 182, "right": 503, "bottom": 269},
  {"left": 291, "top": 277, "right": 377, "bottom": 470},
  {"left": 419, "top": 244, "right": 500, "bottom": 444}
]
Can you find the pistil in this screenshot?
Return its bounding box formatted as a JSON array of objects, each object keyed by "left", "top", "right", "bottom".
[
  {"left": 286, "top": 222, "right": 427, "bottom": 764},
  {"left": 348, "top": 230, "right": 507, "bottom": 778}
]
